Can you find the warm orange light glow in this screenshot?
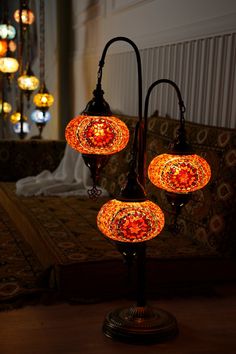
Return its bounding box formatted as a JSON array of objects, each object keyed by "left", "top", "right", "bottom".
[
  {"left": 148, "top": 153, "right": 211, "bottom": 193},
  {"left": 97, "top": 199, "right": 165, "bottom": 242},
  {"left": 33, "top": 92, "right": 54, "bottom": 108},
  {"left": 9, "top": 40, "right": 17, "bottom": 52},
  {"left": 0, "top": 40, "right": 7, "bottom": 57},
  {"left": 65, "top": 115, "right": 130, "bottom": 155},
  {"left": 0, "top": 57, "right": 19, "bottom": 73},
  {"left": 14, "top": 9, "right": 35, "bottom": 25},
  {"left": 10, "top": 112, "right": 27, "bottom": 124},
  {"left": 0, "top": 101, "right": 12, "bottom": 114},
  {"left": 18, "top": 73, "right": 39, "bottom": 91}
]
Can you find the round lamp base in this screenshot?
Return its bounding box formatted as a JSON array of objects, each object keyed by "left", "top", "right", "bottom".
[{"left": 103, "top": 305, "right": 178, "bottom": 344}]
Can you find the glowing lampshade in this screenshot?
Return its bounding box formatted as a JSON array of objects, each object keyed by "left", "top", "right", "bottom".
[
  {"left": 0, "top": 40, "right": 7, "bottom": 57},
  {"left": 148, "top": 153, "right": 211, "bottom": 194},
  {"left": 65, "top": 115, "right": 129, "bottom": 155},
  {"left": 18, "top": 70, "right": 39, "bottom": 92},
  {"left": 14, "top": 9, "right": 35, "bottom": 25},
  {"left": 97, "top": 199, "right": 165, "bottom": 243},
  {"left": 31, "top": 109, "right": 51, "bottom": 124},
  {"left": 13, "top": 121, "right": 30, "bottom": 134},
  {"left": 33, "top": 92, "right": 54, "bottom": 109},
  {"left": 9, "top": 40, "right": 17, "bottom": 52},
  {"left": 0, "top": 24, "right": 16, "bottom": 40},
  {"left": 10, "top": 112, "right": 27, "bottom": 125},
  {"left": 0, "top": 57, "right": 19, "bottom": 73},
  {"left": 0, "top": 101, "right": 12, "bottom": 114}
]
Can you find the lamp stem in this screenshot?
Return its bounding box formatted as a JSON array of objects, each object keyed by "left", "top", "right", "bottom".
[
  {"left": 97, "top": 36, "right": 145, "bottom": 185},
  {"left": 136, "top": 243, "right": 147, "bottom": 307}
]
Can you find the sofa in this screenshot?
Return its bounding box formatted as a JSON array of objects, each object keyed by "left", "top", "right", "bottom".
[{"left": 0, "top": 112, "right": 235, "bottom": 301}]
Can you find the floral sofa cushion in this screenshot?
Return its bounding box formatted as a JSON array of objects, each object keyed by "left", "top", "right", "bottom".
[{"left": 100, "top": 112, "right": 236, "bottom": 257}]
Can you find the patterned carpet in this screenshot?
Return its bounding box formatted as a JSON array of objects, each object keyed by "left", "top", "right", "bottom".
[
  {"left": 0, "top": 182, "right": 220, "bottom": 305},
  {"left": 0, "top": 203, "right": 47, "bottom": 311}
]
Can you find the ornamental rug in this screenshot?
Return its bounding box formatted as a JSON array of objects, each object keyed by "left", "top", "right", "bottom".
[
  {"left": 0, "top": 201, "right": 45, "bottom": 311},
  {"left": 0, "top": 182, "right": 219, "bottom": 301}
]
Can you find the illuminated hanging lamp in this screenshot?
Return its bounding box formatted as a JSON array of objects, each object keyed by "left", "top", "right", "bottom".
[
  {"left": 10, "top": 108, "right": 29, "bottom": 139},
  {"left": 0, "top": 55, "right": 19, "bottom": 74},
  {"left": 65, "top": 39, "right": 131, "bottom": 156},
  {"left": 18, "top": 64, "right": 39, "bottom": 99},
  {"left": 31, "top": 108, "right": 51, "bottom": 139},
  {"left": 14, "top": 5, "right": 35, "bottom": 28},
  {"left": 0, "top": 40, "right": 7, "bottom": 57},
  {"left": 10, "top": 111, "right": 27, "bottom": 125},
  {"left": 8, "top": 40, "right": 17, "bottom": 52},
  {"left": 13, "top": 121, "right": 30, "bottom": 135},
  {"left": 31, "top": 109, "right": 51, "bottom": 124},
  {"left": 66, "top": 113, "right": 129, "bottom": 156},
  {"left": 0, "top": 100, "right": 12, "bottom": 116},
  {"left": 0, "top": 24, "right": 16, "bottom": 40},
  {"left": 148, "top": 153, "right": 211, "bottom": 194},
  {"left": 98, "top": 199, "right": 164, "bottom": 243},
  {"left": 65, "top": 83, "right": 129, "bottom": 156},
  {"left": 146, "top": 79, "right": 211, "bottom": 195},
  {"left": 33, "top": 83, "right": 54, "bottom": 111},
  {"left": 65, "top": 83, "right": 129, "bottom": 199},
  {"left": 97, "top": 157, "right": 165, "bottom": 242},
  {"left": 0, "top": 9, "right": 19, "bottom": 78}
]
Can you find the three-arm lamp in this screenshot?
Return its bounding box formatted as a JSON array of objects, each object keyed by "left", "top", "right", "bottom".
[{"left": 65, "top": 37, "right": 211, "bottom": 344}]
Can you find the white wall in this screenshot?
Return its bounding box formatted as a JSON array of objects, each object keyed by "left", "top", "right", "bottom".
[{"left": 72, "top": 0, "right": 236, "bottom": 128}]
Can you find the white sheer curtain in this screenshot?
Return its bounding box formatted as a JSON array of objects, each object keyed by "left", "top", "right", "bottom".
[{"left": 16, "top": 144, "right": 108, "bottom": 197}]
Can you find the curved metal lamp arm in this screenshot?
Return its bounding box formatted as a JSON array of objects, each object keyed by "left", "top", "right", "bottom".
[
  {"left": 95, "top": 36, "right": 144, "bottom": 183},
  {"left": 141, "top": 79, "right": 186, "bottom": 185},
  {"left": 144, "top": 79, "right": 185, "bottom": 125},
  {"left": 97, "top": 36, "right": 143, "bottom": 125}
]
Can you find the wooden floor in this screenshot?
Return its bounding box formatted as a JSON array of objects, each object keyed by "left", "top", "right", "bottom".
[{"left": 0, "top": 283, "right": 236, "bottom": 354}]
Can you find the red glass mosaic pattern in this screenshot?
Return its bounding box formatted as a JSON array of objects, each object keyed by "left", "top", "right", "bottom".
[
  {"left": 97, "top": 199, "right": 165, "bottom": 242},
  {"left": 65, "top": 115, "right": 129, "bottom": 155},
  {"left": 148, "top": 153, "right": 211, "bottom": 193}
]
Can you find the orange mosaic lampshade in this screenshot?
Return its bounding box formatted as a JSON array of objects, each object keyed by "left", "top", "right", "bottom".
[
  {"left": 14, "top": 9, "right": 35, "bottom": 25},
  {"left": 148, "top": 153, "right": 211, "bottom": 194},
  {"left": 18, "top": 72, "right": 39, "bottom": 92},
  {"left": 97, "top": 199, "right": 165, "bottom": 243},
  {"left": 0, "top": 40, "right": 7, "bottom": 57},
  {"left": 65, "top": 115, "right": 130, "bottom": 155},
  {"left": 0, "top": 57, "right": 19, "bottom": 73},
  {"left": 0, "top": 100, "right": 12, "bottom": 114},
  {"left": 10, "top": 111, "right": 27, "bottom": 125},
  {"left": 33, "top": 91, "right": 54, "bottom": 108}
]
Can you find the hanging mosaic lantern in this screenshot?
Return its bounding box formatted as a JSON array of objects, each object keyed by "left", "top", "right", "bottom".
[
  {"left": 0, "top": 39, "right": 7, "bottom": 57},
  {"left": 10, "top": 111, "right": 27, "bottom": 125},
  {"left": 18, "top": 65, "right": 39, "bottom": 97},
  {"left": 0, "top": 24, "right": 16, "bottom": 40},
  {"left": 97, "top": 199, "right": 164, "bottom": 243},
  {"left": 0, "top": 100, "right": 12, "bottom": 115},
  {"left": 31, "top": 109, "right": 51, "bottom": 124},
  {"left": 14, "top": 8, "right": 35, "bottom": 26},
  {"left": 13, "top": 121, "right": 30, "bottom": 134},
  {"left": 0, "top": 56, "right": 19, "bottom": 73},
  {"left": 148, "top": 153, "right": 211, "bottom": 194},
  {"left": 65, "top": 79, "right": 129, "bottom": 156},
  {"left": 33, "top": 85, "right": 54, "bottom": 111},
  {"left": 66, "top": 115, "right": 129, "bottom": 155}
]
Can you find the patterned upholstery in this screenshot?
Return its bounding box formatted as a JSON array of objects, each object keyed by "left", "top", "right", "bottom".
[
  {"left": 0, "top": 139, "right": 66, "bottom": 181},
  {"left": 100, "top": 112, "right": 236, "bottom": 257}
]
